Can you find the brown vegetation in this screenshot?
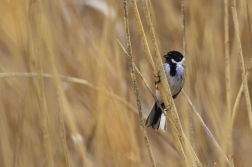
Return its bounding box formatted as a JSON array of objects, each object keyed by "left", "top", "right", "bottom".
[{"left": 0, "top": 0, "right": 251, "bottom": 166}]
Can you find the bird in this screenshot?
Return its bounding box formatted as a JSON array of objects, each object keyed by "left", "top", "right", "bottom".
[{"left": 145, "top": 51, "right": 185, "bottom": 131}]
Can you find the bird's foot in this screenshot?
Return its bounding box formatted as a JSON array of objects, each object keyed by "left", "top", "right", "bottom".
[{"left": 154, "top": 71, "right": 161, "bottom": 85}]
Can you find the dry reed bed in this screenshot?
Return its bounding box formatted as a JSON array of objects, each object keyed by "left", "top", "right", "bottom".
[{"left": 0, "top": 0, "right": 252, "bottom": 167}]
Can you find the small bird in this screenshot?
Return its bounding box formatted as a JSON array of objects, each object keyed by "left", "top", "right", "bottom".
[{"left": 145, "top": 51, "right": 185, "bottom": 131}]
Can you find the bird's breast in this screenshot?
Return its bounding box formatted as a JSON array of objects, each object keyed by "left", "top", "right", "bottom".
[{"left": 163, "top": 63, "right": 184, "bottom": 96}]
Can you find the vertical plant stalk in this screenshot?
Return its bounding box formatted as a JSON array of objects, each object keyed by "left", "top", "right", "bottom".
[
  {"left": 130, "top": 0, "right": 157, "bottom": 75},
  {"left": 36, "top": 2, "right": 70, "bottom": 167},
  {"left": 13, "top": 105, "right": 24, "bottom": 167},
  {"left": 231, "top": 0, "right": 252, "bottom": 131},
  {"left": 246, "top": 0, "right": 252, "bottom": 42},
  {"left": 123, "top": 1, "right": 156, "bottom": 166},
  {"left": 224, "top": 0, "right": 231, "bottom": 116},
  {"left": 181, "top": 0, "right": 196, "bottom": 157},
  {"left": 37, "top": 49, "right": 55, "bottom": 167},
  {"left": 40, "top": 18, "right": 72, "bottom": 167},
  {"left": 37, "top": 2, "right": 54, "bottom": 167},
  {"left": 224, "top": 0, "right": 233, "bottom": 166},
  {"left": 0, "top": 101, "right": 12, "bottom": 167},
  {"left": 180, "top": 2, "right": 201, "bottom": 166},
  {"left": 181, "top": 0, "right": 186, "bottom": 56}
]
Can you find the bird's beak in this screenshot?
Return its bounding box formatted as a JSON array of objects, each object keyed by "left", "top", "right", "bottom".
[{"left": 163, "top": 54, "right": 169, "bottom": 58}]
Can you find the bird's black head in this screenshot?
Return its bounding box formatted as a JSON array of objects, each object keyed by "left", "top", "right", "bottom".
[{"left": 163, "top": 51, "right": 184, "bottom": 64}]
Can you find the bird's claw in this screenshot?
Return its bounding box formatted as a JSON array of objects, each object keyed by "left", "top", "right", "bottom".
[{"left": 154, "top": 71, "right": 161, "bottom": 85}]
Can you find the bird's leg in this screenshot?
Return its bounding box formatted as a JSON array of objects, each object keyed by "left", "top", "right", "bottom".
[{"left": 161, "top": 103, "right": 167, "bottom": 116}]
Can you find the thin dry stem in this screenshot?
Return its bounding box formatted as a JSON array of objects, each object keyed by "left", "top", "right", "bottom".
[
  {"left": 224, "top": 0, "right": 233, "bottom": 165},
  {"left": 224, "top": 0, "right": 231, "bottom": 115},
  {"left": 37, "top": 47, "right": 54, "bottom": 167},
  {"left": 231, "top": 85, "right": 243, "bottom": 127},
  {"left": 246, "top": 0, "right": 252, "bottom": 43},
  {"left": 123, "top": 1, "right": 156, "bottom": 166},
  {"left": 180, "top": 0, "right": 196, "bottom": 155},
  {"left": 0, "top": 100, "right": 12, "bottom": 167},
  {"left": 181, "top": 0, "right": 187, "bottom": 56},
  {"left": 38, "top": 4, "right": 71, "bottom": 166},
  {"left": 231, "top": 0, "right": 252, "bottom": 131},
  {"left": 13, "top": 104, "right": 23, "bottom": 167},
  {"left": 231, "top": 58, "right": 252, "bottom": 128},
  {"left": 182, "top": 90, "right": 232, "bottom": 167},
  {"left": 131, "top": 0, "right": 157, "bottom": 75},
  {"left": 37, "top": 1, "right": 54, "bottom": 165}
]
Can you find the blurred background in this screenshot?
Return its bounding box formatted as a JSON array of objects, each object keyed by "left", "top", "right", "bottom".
[{"left": 0, "top": 0, "right": 252, "bottom": 166}]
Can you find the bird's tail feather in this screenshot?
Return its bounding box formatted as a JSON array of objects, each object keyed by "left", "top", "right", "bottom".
[{"left": 145, "top": 102, "right": 166, "bottom": 131}]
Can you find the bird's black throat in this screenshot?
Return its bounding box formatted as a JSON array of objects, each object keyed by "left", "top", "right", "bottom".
[{"left": 166, "top": 60, "right": 177, "bottom": 77}]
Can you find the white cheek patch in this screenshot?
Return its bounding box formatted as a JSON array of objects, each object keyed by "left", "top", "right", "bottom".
[
  {"left": 171, "top": 57, "right": 185, "bottom": 64},
  {"left": 171, "top": 59, "right": 177, "bottom": 64},
  {"left": 177, "top": 57, "right": 185, "bottom": 66}
]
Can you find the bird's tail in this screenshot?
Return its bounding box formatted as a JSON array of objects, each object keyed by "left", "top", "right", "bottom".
[{"left": 145, "top": 102, "right": 166, "bottom": 131}]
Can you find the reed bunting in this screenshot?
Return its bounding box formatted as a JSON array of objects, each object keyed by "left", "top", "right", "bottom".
[{"left": 145, "top": 51, "right": 185, "bottom": 131}]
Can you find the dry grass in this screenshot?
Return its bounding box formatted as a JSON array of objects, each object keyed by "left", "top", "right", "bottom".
[{"left": 0, "top": 0, "right": 252, "bottom": 167}]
